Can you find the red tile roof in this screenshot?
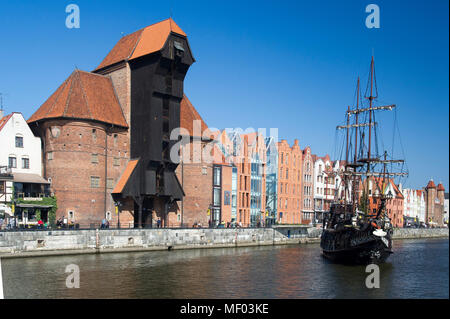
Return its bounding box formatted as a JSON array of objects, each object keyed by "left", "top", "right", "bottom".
[
  {"left": 437, "top": 183, "right": 445, "bottom": 191},
  {"left": 0, "top": 113, "right": 13, "bottom": 132},
  {"left": 426, "top": 180, "right": 436, "bottom": 189},
  {"left": 95, "top": 18, "right": 187, "bottom": 71},
  {"left": 112, "top": 159, "right": 139, "bottom": 194},
  {"left": 180, "top": 94, "right": 209, "bottom": 137},
  {"left": 28, "top": 70, "right": 128, "bottom": 128}
]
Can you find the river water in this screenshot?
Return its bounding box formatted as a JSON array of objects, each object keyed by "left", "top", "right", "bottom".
[{"left": 1, "top": 238, "right": 448, "bottom": 299}]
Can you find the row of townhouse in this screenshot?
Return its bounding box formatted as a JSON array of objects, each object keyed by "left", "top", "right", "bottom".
[
  {"left": 1, "top": 18, "right": 447, "bottom": 229},
  {"left": 401, "top": 180, "right": 447, "bottom": 227}
]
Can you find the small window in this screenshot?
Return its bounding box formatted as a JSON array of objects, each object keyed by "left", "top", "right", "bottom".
[
  {"left": 106, "top": 211, "right": 112, "bottom": 221},
  {"left": 213, "top": 166, "right": 221, "bottom": 186},
  {"left": 113, "top": 134, "right": 118, "bottom": 147},
  {"left": 202, "top": 166, "right": 207, "bottom": 175},
  {"left": 91, "top": 154, "right": 99, "bottom": 164},
  {"left": 107, "top": 178, "right": 114, "bottom": 189},
  {"left": 68, "top": 211, "right": 75, "bottom": 221},
  {"left": 113, "top": 157, "right": 120, "bottom": 166},
  {"left": 47, "top": 152, "right": 53, "bottom": 160},
  {"left": 92, "top": 129, "right": 97, "bottom": 141},
  {"left": 15, "top": 136, "right": 23, "bottom": 148},
  {"left": 90, "top": 176, "right": 100, "bottom": 188},
  {"left": 22, "top": 157, "right": 30, "bottom": 169},
  {"left": 8, "top": 156, "right": 16, "bottom": 168}
]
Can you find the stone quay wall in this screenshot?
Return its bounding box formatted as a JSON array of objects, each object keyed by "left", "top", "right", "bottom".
[{"left": 0, "top": 227, "right": 447, "bottom": 258}]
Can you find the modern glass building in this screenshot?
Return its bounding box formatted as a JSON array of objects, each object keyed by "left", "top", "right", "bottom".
[
  {"left": 265, "top": 137, "right": 278, "bottom": 226},
  {"left": 250, "top": 153, "right": 263, "bottom": 226},
  {"left": 231, "top": 166, "right": 238, "bottom": 222}
]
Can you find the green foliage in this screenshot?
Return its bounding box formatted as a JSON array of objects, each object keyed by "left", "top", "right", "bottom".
[
  {"left": 359, "top": 189, "right": 368, "bottom": 214},
  {"left": 16, "top": 196, "right": 58, "bottom": 226}
]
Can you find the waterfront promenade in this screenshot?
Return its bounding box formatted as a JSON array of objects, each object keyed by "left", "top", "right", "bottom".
[{"left": 0, "top": 226, "right": 447, "bottom": 259}]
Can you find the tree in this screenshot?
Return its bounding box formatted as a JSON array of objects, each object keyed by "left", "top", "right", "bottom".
[{"left": 359, "top": 189, "right": 369, "bottom": 214}]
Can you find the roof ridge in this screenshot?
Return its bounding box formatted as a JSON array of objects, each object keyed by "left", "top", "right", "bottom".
[
  {"left": 76, "top": 71, "right": 94, "bottom": 120},
  {"left": 46, "top": 74, "right": 72, "bottom": 118},
  {"left": 128, "top": 27, "right": 145, "bottom": 61},
  {"left": 77, "top": 70, "right": 108, "bottom": 78},
  {"left": 63, "top": 72, "right": 76, "bottom": 117}
]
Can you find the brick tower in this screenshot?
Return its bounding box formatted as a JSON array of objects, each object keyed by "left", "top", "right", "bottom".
[
  {"left": 27, "top": 70, "right": 129, "bottom": 225},
  {"left": 425, "top": 179, "right": 437, "bottom": 225}
]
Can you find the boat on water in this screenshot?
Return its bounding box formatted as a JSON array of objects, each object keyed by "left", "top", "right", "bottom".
[{"left": 320, "top": 57, "right": 407, "bottom": 264}]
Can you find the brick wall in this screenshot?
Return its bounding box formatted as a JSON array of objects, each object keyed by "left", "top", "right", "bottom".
[
  {"left": 277, "top": 139, "right": 303, "bottom": 224},
  {"left": 41, "top": 119, "right": 128, "bottom": 225}
]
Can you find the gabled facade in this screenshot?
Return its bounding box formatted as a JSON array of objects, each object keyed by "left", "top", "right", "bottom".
[
  {"left": 1, "top": 112, "right": 42, "bottom": 176},
  {"left": 0, "top": 112, "right": 52, "bottom": 227},
  {"left": 301, "top": 146, "right": 314, "bottom": 223},
  {"left": 365, "top": 177, "right": 404, "bottom": 228},
  {"left": 277, "top": 139, "right": 303, "bottom": 224}
]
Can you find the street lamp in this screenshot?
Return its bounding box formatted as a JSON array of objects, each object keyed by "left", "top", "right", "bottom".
[{"left": 115, "top": 201, "right": 122, "bottom": 229}]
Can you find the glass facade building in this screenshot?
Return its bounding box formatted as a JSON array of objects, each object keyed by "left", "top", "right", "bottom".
[
  {"left": 250, "top": 153, "right": 263, "bottom": 226},
  {"left": 265, "top": 137, "right": 278, "bottom": 226}
]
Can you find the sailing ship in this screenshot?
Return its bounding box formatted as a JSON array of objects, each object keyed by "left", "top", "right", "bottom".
[{"left": 320, "top": 56, "right": 407, "bottom": 264}]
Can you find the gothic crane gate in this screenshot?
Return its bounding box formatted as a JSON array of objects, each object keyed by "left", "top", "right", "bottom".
[{"left": 111, "top": 20, "right": 195, "bottom": 228}]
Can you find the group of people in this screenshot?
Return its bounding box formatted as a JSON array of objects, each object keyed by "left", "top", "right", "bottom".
[
  {"left": 56, "top": 217, "right": 75, "bottom": 229},
  {"left": 0, "top": 217, "right": 48, "bottom": 230}
]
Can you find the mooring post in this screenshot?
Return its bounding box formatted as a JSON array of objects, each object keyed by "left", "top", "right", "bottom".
[{"left": 0, "top": 257, "right": 4, "bottom": 299}]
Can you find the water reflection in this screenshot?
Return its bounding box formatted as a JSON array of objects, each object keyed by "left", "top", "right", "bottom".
[{"left": 2, "top": 239, "right": 448, "bottom": 299}]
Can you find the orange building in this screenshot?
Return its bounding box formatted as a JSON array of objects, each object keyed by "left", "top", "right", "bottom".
[
  {"left": 365, "top": 177, "right": 404, "bottom": 228},
  {"left": 209, "top": 131, "right": 267, "bottom": 227},
  {"left": 277, "top": 139, "right": 303, "bottom": 224}
]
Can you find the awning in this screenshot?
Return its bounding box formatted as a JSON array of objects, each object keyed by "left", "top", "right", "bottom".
[
  {"left": 16, "top": 204, "right": 53, "bottom": 209},
  {"left": 13, "top": 173, "right": 50, "bottom": 184}
]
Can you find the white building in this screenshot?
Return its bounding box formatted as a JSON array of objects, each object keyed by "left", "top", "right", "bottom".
[
  {"left": 402, "top": 188, "right": 426, "bottom": 224},
  {"left": 0, "top": 112, "right": 42, "bottom": 176},
  {"left": 313, "top": 155, "right": 333, "bottom": 214},
  {"left": 0, "top": 112, "right": 50, "bottom": 228}
]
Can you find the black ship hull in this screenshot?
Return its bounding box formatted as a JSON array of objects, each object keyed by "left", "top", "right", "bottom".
[{"left": 321, "top": 227, "right": 393, "bottom": 264}]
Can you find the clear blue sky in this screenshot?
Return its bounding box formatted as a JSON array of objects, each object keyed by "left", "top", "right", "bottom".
[{"left": 0, "top": 0, "right": 448, "bottom": 190}]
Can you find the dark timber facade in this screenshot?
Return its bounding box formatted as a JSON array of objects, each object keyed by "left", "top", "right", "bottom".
[
  {"left": 28, "top": 19, "right": 196, "bottom": 228},
  {"left": 124, "top": 34, "right": 194, "bottom": 227}
]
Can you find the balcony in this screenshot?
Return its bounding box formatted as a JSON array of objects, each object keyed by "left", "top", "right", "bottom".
[{"left": 0, "top": 166, "right": 13, "bottom": 177}]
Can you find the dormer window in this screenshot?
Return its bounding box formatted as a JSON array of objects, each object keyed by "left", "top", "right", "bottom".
[{"left": 174, "top": 41, "right": 184, "bottom": 57}]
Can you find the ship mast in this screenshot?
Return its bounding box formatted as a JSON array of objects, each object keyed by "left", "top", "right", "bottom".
[
  {"left": 365, "top": 57, "right": 375, "bottom": 215},
  {"left": 367, "top": 56, "right": 376, "bottom": 164},
  {"left": 337, "top": 57, "right": 407, "bottom": 218},
  {"left": 353, "top": 77, "right": 360, "bottom": 213}
]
